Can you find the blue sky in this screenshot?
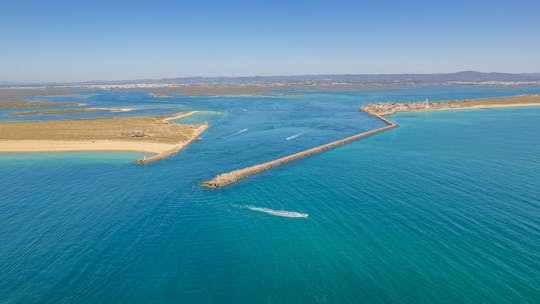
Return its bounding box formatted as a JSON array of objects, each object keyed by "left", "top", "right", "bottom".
[{"left": 2, "top": 0, "right": 539, "bottom": 82}]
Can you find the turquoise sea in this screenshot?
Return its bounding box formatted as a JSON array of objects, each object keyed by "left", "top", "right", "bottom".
[{"left": 1, "top": 86, "right": 540, "bottom": 303}]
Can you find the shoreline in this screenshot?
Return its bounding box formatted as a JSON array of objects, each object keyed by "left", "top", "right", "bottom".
[
  {"left": 0, "top": 111, "right": 208, "bottom": 163},
  {"left": 202, "top": 95, "right": 540, "bottom": 189},
  {"left": 161, "top": 111, "right": 198, "bottom": 122},
  {"left": 135, "top": 123, "right": 208, "bottom": 164},
  {"left": 9, "top": 107, "right": 133, "bottom": 117},
  {"left": 368, "top": 102, "right": 540, "bottom": 116},
  {"left": 362, "top": 94, "right": 540, "bottom": 116}
]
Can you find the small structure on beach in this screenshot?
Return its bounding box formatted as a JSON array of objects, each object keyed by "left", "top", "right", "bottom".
[{"left": 131, "top": 131, "right": 145, "bottom": 137}]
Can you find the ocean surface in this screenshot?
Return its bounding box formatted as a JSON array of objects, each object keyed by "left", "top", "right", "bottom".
[{"left": 1, "top": 85, "right": 540, "bottom": 303}]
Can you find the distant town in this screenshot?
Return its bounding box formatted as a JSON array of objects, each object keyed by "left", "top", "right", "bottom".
[{"left": 3, "top": 71, "right": 540, "bottom": 90}]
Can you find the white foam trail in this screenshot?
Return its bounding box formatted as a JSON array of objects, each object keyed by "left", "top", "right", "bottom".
[
  {"left": 232, "top": 204, "right": 308, "bottom": 218},
  {"left": 286, "top": 131, "right": 307, "bottom": 140},
  {"left": 226, "top": 128, "right": 248, "bottom": 138}
]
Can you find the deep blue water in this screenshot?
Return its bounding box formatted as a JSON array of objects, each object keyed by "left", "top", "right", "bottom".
[{"left": 1, "top": 86, "right": 540, "bottom": 303}]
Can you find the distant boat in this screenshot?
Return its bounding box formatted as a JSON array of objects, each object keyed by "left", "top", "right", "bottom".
[
  {"left": 223, "top": 128, "right": 248, "bottom": 139},
  {"left": 232, "top": 128, "right": 248, "bottom": 136},
  {"left": 232, "top": 204, "right": 308, "bottom": 218},
  {"left": 286, "top": 131, "right": 308, "bottom": 140}
]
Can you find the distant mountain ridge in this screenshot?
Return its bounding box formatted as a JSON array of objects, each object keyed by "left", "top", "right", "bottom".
[
  {"left": 3, "top": 71, "right": 540, "bottom": 87},
  {"left": 74, "top": 71, "right": 540, "bottom": 85}
]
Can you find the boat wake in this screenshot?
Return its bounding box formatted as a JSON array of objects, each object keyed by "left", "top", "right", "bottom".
[
  {"left": 225, "top": 128, "right": 249, "bottom": 138},
  {"left": 232, "top": 204, "right": 308, "bottom": 218},
  {"left": 286, "top": 131, "right": 308, "bottom": 140}
]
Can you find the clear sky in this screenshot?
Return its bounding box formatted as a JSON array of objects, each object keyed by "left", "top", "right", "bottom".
[{"left": 2, "top": 0, "right": 539, "bottom": 82}]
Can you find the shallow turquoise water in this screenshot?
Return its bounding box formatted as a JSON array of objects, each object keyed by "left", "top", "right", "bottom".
[{"left": 1, "top": 87, "right": 540, "bottom": 303}]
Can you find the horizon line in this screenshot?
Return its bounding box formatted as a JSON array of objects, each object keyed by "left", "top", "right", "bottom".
[{"left": 3, "top": 70, "right": 540, "bottom": 86}]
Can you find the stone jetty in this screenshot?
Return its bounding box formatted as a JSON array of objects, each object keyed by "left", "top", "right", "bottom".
[
  {"left": 203, "top": 94, "right": 540, "bottom": 188},
  {"left": 202, "top": 113, "right": 396, "bottom": 188}
]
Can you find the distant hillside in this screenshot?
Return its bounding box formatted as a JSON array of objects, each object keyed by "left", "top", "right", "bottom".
[
  {"left": 117, "top": 71, "right": 540, "bottom": 85},
  {"left": 4, "top": 71, "right": 540, "bottom": 87}
]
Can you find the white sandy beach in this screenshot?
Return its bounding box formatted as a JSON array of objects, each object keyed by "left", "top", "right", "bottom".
[{"left": 0, "top": 140, "right": 173, "bottom": 154}]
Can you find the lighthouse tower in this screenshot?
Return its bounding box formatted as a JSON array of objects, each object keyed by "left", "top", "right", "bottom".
[{"left": 425, "top": 98, "right": 429, "bottom": 109}]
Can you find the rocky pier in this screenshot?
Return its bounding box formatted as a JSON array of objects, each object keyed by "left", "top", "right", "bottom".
[{"left": 202, "top": 112, "right": 396, "bottom": 189}]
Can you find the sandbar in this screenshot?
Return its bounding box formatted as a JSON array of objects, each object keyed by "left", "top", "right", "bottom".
[
  {"left": 0, "top": 111, "right": 207, "bottom": 163},
  {"left": 9, "top": 107, "right": 133, "bottom": 117}
]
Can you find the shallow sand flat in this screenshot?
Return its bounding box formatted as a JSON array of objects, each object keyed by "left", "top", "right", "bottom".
[
  {"left": 9, "top": 107, "right": 133, "bottom": 117},
  {"left": 162, "top": 111, "right": 198, "bottom": 122}
]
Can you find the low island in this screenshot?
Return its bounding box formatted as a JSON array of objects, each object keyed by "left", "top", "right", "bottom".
[
  {"left": 8, "top": 107, "right": 133, "bottom": 117},
  {"left": 361, "top": 94, "right": 540, "bottom": 115},
  {"left": 0, "top": 111, "right": 207, "bottom": 164}
]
